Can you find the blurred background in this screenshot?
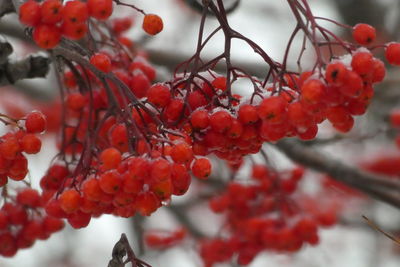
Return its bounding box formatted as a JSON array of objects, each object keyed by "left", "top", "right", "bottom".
[{"left": 1, "top": 0, "right": 400, "bottom": 266}]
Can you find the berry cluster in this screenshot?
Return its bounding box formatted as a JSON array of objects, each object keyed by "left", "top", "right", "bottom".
[
  {"left": 19, "top": 0, "right": 164, "bottom": 49},
  {"left": 19, "top": 0, "right": 113, "bottom": 48},
  {"left": 201, "top": 165, "right": 338, "bottom": 266},
  {"left": 0, "top": 111, "right": 46, "bottom": 186},
  {"left": 37, "top": 42, "right": 212, "bottom": 228},
  {"left": 0, "top": 188, "right": 64, "bottom": 257},
  {"left": 164, "top": 45, "right": 384, "bottom": 168}
]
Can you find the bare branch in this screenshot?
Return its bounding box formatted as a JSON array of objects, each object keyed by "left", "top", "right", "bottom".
[
  {"left": 0, "top": 0, "right": 14, "bottom": 18},
  {"left": 275, "top": 139, "right": 400, "bottom": 209},
  {"left": 0, "top": 54, "right": 50, "bottom": 86},
  {"left": 0, "top": 38, "right": 13, "bottom": 64}
]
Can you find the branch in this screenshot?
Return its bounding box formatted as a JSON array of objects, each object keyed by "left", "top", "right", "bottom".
[
  {"left": 0, "top": 37, "right": 13, "bottom": 64},
  {"left": 0, "top": 53, "right": 51, "bottom": 86},
  {"left": 108, "top": 233, "right": 152, "bottom": 267},
  {"left": 0, "top": 0, "right": 14, "bottom": 18},
  {"left": 275, "top": 139, "right": 400, "bottom": 209}
]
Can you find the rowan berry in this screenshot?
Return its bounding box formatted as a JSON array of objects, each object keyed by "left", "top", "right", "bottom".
[
  {"left": 99, "top": 170, "right": 122, "bottom": 194},
  {"left": 351, "top": 51, "right": 373, "bottom": 76},
  {"left": 0, "top": 136, "right": 21, "bottom": 160},
  {"left": 59, "top": 189, "right": 81, "bottom": 213},
  {"left": 66, "top": 92, "right": 86, "bottom": 111},
  {"left": 352, "top": 23, "right": 376, "bottom": 45},
  {"left": 20, "top": 134, "right": 42, "bottom": 154},
  {"left": 100, "top": 147, "right": 122, "bottom": 170},
  {"left": 62, "top": 21, "right": 88, "bottom": 40},
  {"left": 385, "top": 42, "right": 400, "bottom": 66},
  {"left": 165, "top": 99, "right": 184, "bottom": 122},
  {"left": 171, "top": 163, "right": 191, "bottom": 195},
  {"left": 32, "top": 24, "right": 61, "bottom": 49},
  {"left": 188, "top": 90, "right": 208, "bottom": 110},
  {"left": 8, "top": 155, "right": 28, "bottom": 181},
  {"left": 301, "top": 79, "right": 326, "bottom": 104},
  {"left": 211, "top": 77, "right": 227, "bottom": 91},
  {"left": 238, "top": 104, "right": 259, "bottom": 124},
  {"left": 258, "top": 95, "right": 288, "bottom": 123},
  {"left": 62, "top": 0, "right": 88, "bottom": 24},
  {"left": 135, "top": 191, "right": 161, "bottom": 216},
  {"left": 0, "top": 233, "right": 17, "bottom": 257},
  {"left": 129, "top": 60, "right": 156, "bottom": 81},
  {"left": 87, "top": 0, "right": 113, "bottom": 20},
  {"left": 170, "top": 142, "right": 193, "bottom": 164},
  {"left": 25, "top": 111, "right": 46, "bottom": 133},
  {"left": 113, "top": 18, "right": 133, "bottom": 34},
  {"left": 191, "top": 158, "right": 212, "bottom": 179},
  {"left": 325, "top": 61, "right": 348, "bottom": 85},
  {"left": 40, "top": 0, "right": 63, "bottom": 24},
  {"left": 129, "top": 71, "right": 151, "bottom": 98},
  {"left": 82, "top": 178, "right": 103, "bottom": 201},
  {"left": 209, "top": 110, "right": 233, "bottom": 133},
  {"left": 147, "top": 84, "right": 171, "bottom": 107},
  {"left": 90, "top": 53, "right": 112, "bottom": 73},
  {"left": 67, "top": 211, "right": 91, "bottom": 229},
  {"left": 226, "top": 118, "right": 243, "bottom": 138},
  {"left": 190, "top": 109, "right": 209, "bottom": 130},
  {"left": 42, "top": 216, "right": 65, "bottom": 233},
  {"left": 16, "top": 188, "right": 41, "bottom": 207},
  {"left": 19, "top": 0, "right": 41, "bottom": 27},
  {"left": 142, "top": 14, "right": 163, "bottom": 35},
  {"left": 339, "top": 71, "right": 363, "bottom": 97}
]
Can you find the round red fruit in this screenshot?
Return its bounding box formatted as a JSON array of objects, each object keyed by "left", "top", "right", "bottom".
[{"left": 142, "top": 14, "right": 163, "bottom": 35}]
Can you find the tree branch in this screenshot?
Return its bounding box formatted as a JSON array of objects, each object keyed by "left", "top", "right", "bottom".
[
  {"left": 0, "top": 53, "right": 51, "bottom": 86},
  {"left": 0, "top": 0, "right": 14, "bottom": 18},
  {"left": 275, "top": 139, "right": 400, "bottom": 209}
]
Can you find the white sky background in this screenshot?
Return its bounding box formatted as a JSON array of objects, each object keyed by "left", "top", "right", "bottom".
[{"left": 2, "top": 0, "right": 400, "bottom": 266}]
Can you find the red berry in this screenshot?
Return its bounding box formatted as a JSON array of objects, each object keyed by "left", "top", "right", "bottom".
[
  {"left": 90, "top": 53, "right": 112, "bottom": 72},
  {"left": 100, "top": 147, "right": 122, "bottom": 170},
  {"left": 325, "top": 62, "right": 348, "bottom": 85},
  {"left": 301, "top": 79, "right": 326, "bottom": 104},
  {"left": 351, "top": 51, "right": 373, "bottom": 76},
  {"left": 59, "top": 189, "right": 81, "bottom": 214},
  {"left": 40, "top": 0, "right": 63, "bottom": 24},
  {"left": 190, "top": 109, "right": 209, "bottom": 130},
  {"left": 113, "top": 18, "right": 133, "bottom": 34},
  {"left": 258, "top": 95, "right": 288, "bottom": 123},
  {"left": 129, "top": 71, "right": 151, "bottom": 98},
  {"left": 209, "top": 110, "right": 233, "bottom": 133},
  {"left": 352, "top": 23, "right": 376, "bottom": 45},
  {"left": 147, "top": 84, "right": 171, "bottom": 107},
  {"left": 19, "top": 0, "right": 41, "bottom": 26},
  {"left": 32, "top": 24, "right": 61, "bottom": 49},
  {"left": 99, "top": 170, "right": 122, "bottom": 194},
  {"left": 25, "top": 111, "right": 46, "bottom": 133},
  {"left": 67, "top": 211, "right": 91, "bottom": 229},
  {"left": 170, "top": 142, "right": 193, "bottom": 164},
  {"left": 62, "top": 0, "right": 88, "bottom": 24},
  {"left": 165, "top": 99, "right": 184, "bottom": 122},
  {"left": 87, "top": 0, "right": 113, "bottom": 20},
  {"left": 191, "top": 158, "right": 212, "bottom": 179},
  {"left": 142, "top": 14, "right": 163, "bottom": 35},
  {"left": 16, "top": 188, "right": 41, "bottom": 207},
  {"left": 21, "top": 134, "right": 42, "bottom": 154},
  {"left": 62, "top": 21, "right": 88, "bottom": 40},
  {"left": 238, "top": 104, "right": 259, "bottom": 124},
  {"left": 135, "top": 191, "right": 161, "bottom": 216},
  {"left": 66, "top": 92, "right": 87, "bottom": 111},
  {"left": 385, "top": 42, "right": 400, "bottom": 66}
]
